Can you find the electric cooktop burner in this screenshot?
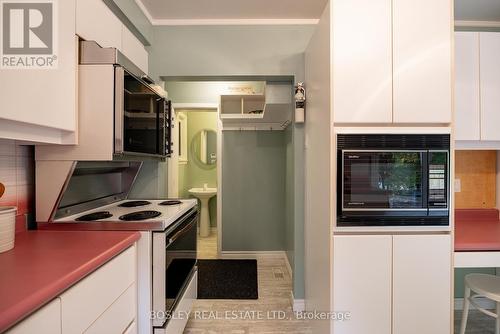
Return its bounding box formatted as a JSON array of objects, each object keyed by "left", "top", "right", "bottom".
[
  {"left": 119, "top": 210, "right": 162, "bottom": 221},
  {"left": 118, "top": 200, "right": 152, "bottom": 208},
  {"left": 75, "top": 211, "right": 113, "bottom": 221},
  {"left": 159, "top": 200, "right": 182, "bottom": 206}
]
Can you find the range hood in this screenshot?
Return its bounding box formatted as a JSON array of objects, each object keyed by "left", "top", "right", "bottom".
[{"left": 36, "top": 160, "right": 142, "bottom": 222}]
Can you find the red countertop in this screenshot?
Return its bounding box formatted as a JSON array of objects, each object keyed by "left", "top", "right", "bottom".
[
  {"left": 0, "top": 230, "right": 140, "bottom": 332},
  {"left": 455, "top": 209, "right": 500, "bottom": 252}
]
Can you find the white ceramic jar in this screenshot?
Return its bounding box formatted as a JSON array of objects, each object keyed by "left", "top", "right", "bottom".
[{"left": 0, "top": 207, "right": 17, "bottom": 253}]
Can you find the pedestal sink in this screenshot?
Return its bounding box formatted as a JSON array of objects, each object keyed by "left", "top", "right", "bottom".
[{"left": 189, "top": 187, "right": 217, "bottom": 237}]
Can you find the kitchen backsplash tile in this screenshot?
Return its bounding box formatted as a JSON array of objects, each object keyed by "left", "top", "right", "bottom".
[{"left": 0, "top": 140, "right": 35, "bottom": 233}]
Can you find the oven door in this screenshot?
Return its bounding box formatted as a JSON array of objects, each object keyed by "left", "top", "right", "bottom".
[
  {"left": 341, "top": 150, "right": 427, "bottom": 216},
  {"left": 114, "top": 66, "right": 167, "bottom": 158},
  {"left": 152, "top": 209, "right": 198, "bottom": 328}
]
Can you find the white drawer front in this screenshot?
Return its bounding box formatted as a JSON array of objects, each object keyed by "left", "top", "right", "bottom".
[
  {"left": 7, "top": 298, "right": 61, "bottom": 334},
  {"left": 61, "top": 246, "right": 136, "bottom": 334},
  {"left": 84, "top": 283, "right": 136, "bottom": 334}
]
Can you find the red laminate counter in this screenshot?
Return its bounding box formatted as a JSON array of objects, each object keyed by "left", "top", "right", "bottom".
[
  {"left": 455, "top": 209, "right": 500, "bottom": 252},
  {"left": 0, "top": 230, "right": 140, "bottom": 332}
]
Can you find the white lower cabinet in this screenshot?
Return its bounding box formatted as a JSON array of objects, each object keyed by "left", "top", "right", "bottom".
[
  {"left": 393, "top": 235, "right": 451, "bottom": 334},
  {"left": 7, "top": 245, "right": 137, "bottom": 334},
  {"left": 333, "top": 235, "right": 392, "bottom": 334},
  {"left": 7, "top": 298, "right": 62, "bottom": 334},
  {"left": 333, "top": 234, "right": 452, "bottom": 334}
]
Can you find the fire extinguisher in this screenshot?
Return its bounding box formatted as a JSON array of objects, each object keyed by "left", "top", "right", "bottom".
[{"left": 295, "top": 82, "right": 305, "bottom": 123}]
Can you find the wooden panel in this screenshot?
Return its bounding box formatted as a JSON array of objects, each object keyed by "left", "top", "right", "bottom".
[
  {"left": 332, "top": 0, "right": 392, "bottom": 123},
  {"left": 333, "top": 235, "right": 392, "bottom": 334},
  {"left": 393, "top": 234, "right": 452, "bottom": 334},
  {"left": 393, "top": 0, "right": 452, "bottom": 123},
  {"left": 455, "top": 150, "right": 496, "bottom": 208}
]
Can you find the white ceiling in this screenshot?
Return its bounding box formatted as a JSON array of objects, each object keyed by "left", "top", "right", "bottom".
[
  {"left": 455, "top": 0, "right": 500, "bottom": 22},
  {"left": 137, "top": 0, "right": 328, "bottom": 22}
]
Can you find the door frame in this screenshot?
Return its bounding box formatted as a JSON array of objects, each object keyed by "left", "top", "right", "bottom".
[{"left": 172, "top": 103, "right": 222, "bottom": 258}]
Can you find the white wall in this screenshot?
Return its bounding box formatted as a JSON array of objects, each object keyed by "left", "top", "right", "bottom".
[{"left": 304, "top": 3, "right": 333, "bottom": 333}]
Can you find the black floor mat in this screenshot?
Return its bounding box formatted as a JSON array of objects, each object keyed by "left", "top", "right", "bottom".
[{"left": 197, "top": 259, "right": 258, "bottom": 299}]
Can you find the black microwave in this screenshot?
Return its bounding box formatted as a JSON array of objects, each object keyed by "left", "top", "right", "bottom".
[
  {"left": 337, "top": 134, "right": 450, "bottom": 227},
  {"left": 116, "top": 68, "right": 173, "bottom": 158}
]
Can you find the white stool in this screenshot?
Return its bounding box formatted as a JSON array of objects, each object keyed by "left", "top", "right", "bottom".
[{"left": 460, "top": 273, "right": 500, "bottom": 334}]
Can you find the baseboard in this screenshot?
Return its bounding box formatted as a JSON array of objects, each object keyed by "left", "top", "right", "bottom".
[
  {"left": 454, "top": 297, "right": 496, "bottom": 310},
  {"left": 290, "top": 291, "right": 305, "bottom": 312},
  {"left": 219, "top": 251, "right": 287, "bottom": 259}
]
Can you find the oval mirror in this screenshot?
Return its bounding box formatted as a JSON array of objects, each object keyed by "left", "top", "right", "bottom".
[{"left": 191, "top": 129, "right": 217, "bottom": 168}]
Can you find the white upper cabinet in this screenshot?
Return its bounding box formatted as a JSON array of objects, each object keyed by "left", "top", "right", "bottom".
[
  {"left": 76, "top": 0, "right": 149, "bottom": 75},
  {"left": 0, "top": 0, "right": 77, "bottom": 144},
  {"left": 480, "top": 32, "right": 500, "bottom": 141},
  {"left": 332, "top": 0, "right": 392, "bottom": 123},
  {"left": 331, "top": 0, "right": 452, "bottom": 124},
  {"left": 454, "top": 32, "right": 500, "bottom": 144},
  {"left": 76, "top": 0, "right": 122, "bottom": 50},
  {"left": 455, "top": 32, "right": 480, "bottom": 141},
  {"left": 121, "top": 26, "right": 149, "bottom": 75},
  {"left": 392, "top": 0, "right": 452, "bottom": 124}
]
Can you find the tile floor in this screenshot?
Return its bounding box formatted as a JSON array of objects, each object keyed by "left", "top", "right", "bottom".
[
  {"left": 197, "top": 229, "right": 218, "bottom": 260},
  {"left": 187, "top": 231, "right": 311, "bottom": 334},
  {"left": 454, "top": 310, "right": 496, "bottom": 334}
]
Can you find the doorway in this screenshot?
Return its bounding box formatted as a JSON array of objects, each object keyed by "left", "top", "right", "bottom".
[{"left": 169, "top": 105, "right": 220, "bottom": 259}]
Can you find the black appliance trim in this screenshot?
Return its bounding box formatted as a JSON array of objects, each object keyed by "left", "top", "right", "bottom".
[
  {"left": 337, "top": 134, "right": 451, "bottom": 150},
  {"left": 336, "top": 134, "right": 450, "bottom": 227}
]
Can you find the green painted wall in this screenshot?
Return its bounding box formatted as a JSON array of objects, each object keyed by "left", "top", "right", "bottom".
[
  {"left": 178, "top": 111, "right": 218, "bottom": 227},
  {"left": 455, "top": 268, "right": 496, "bottom": 298},
  {"left": 222, "top": 131, "right": 286, "bottom": 251},
  {"left": 151, "top": 26, "right": 314, "bottom": 299}
]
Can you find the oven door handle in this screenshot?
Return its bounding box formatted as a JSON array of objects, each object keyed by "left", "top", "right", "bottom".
[{"left": 167, "top": 218, "right": 196, "bottom": 247}]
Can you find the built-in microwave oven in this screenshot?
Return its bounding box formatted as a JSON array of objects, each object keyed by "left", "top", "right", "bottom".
[
  {"left": 115, "top": 67, "right": 172, "bottom": 157},
  {"left": 337, "top": 134, "right": 450, "bottom": 227},
  {"left": 80, "top": 40, "right": 173, "bottom": 158}
]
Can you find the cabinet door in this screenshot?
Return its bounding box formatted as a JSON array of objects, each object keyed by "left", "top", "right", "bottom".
[
  {"left": 122, "top": 25, "right": 149, "bottom": 74},
  {"left": 480, "top": 32, "right": 500, "bottom": 141},
  {"left": 0, "top": 0, "right": 76, "bottom": 138},
  {"left": 76, "top": 0, "right": 122, "bottom": 50},
  {"left": 332, "top": 0, "right": 392, "bottom": 123},
  {"left": 393, "top": 0, "right": 452, "bottom": 123},
  {"left": 7, "top": 298, "right": 61, "bottom": 334},
  {"left": 333, "top": 235, "right": 392, "bottom": 334},
  {"left": 393, "top": 234, "right": 451, "bottom": 334},
  {"left": 455, "top": 32, "right": 480, "bottom": 141}
]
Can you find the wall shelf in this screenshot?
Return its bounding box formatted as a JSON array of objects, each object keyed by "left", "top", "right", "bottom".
[{"left": 219, "top": 83, "right": 293, "bottom": 130}]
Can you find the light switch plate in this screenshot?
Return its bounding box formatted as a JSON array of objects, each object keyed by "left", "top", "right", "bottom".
[{"left": 454, "top": 179, "right": 461, "bottom": 193}]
